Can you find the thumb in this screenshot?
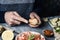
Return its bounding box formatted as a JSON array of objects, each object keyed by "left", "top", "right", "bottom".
[{"left": 30, "top": 12, "right": 35, "bottom": 19}]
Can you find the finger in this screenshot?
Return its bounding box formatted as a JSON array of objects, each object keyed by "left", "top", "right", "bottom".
[
  {"left": 6, "top": 20, "right": 12, "bottom": 26},
  {"left": 8, "top": 22, "right": 13, "bottom": 26},
  {"left": 30, "top": 13, "right": 35, "bottom": 19},
  {"left": 13, "top": 15, "right": 28, "bottom": 23},
  {"left": 10, "top": 19, "right": 21, "bottom": 25},
  {"left": 19, "top": 17, "right": 28, "bottom": 23},
  {"left": 11, "top": 20, "right": 21, "bottom": 25},
  {"left": 8, "top": 19, "right": 15, "bottom": 25},
  {"left": 13, "top": 11, "right": 20, "bottom": 17}
]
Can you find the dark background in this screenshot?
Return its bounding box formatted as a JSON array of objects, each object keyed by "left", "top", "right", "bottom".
[{"left": 34, "top": 0, "right": 60, "bottom": 17}]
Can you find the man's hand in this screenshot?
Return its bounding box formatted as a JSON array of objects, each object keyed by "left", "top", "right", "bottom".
[
  {"left": 4, "top": 11, "right": 28, "bottom": 26},
  {"left": 29, "top": 12, "right": 41, "bottom": 27}
]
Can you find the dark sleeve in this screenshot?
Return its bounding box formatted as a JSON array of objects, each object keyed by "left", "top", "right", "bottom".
[
  {"left": 33, "top": 0, "right": 60, "bottom": 17},
  {"left": 32, "top": 0, "right": 43, "bottom": 17},
  {"left": 0, "top": 11, "right": 5, "bottom": 23}
]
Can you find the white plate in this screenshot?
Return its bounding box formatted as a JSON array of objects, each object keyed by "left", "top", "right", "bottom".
[
  {"left": 15, "top": 31, "right": 45, "bottom": 40},
  {"left": 49, "top": 22, "right": 60, "bottom": 40}
]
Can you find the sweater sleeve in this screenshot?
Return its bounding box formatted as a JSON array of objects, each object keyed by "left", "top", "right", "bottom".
[
  {"left": 0, "top": 11, "right": 5, "bottom": 23},
  {"left": 32, "top": 0, "right": 42, "bottom": 17}
]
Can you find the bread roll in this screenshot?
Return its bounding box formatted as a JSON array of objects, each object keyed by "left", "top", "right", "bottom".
[{"left": 29, "top": 18, "right": 38, "bottom": 25}]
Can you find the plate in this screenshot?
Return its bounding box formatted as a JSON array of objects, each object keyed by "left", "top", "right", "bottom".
[
  {"left": 15, "top": 31, "right": 45, "bottom": 40},
  {"left": 49, "top": 19, "right": 60, "bottom": 40}
]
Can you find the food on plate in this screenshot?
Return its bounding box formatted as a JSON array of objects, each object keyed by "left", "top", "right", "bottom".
[
  {"left": 54, "top": 27, "right": 60, "bottom": 34},
  {"left": 49, "top": 17, "right": 60, "bottom": 34},
  {"left": 59, "top": 18, "right": 60, "bottom": 20},
  {"left": 16, "top": 31, "right": 45, "bottom": 40},
  {"left": 0, "top": 25, "right": 5, "bottom": 34},
  {"left": 50, "top": 18, "right": 58, "bottom": 26},
  {"left": 57, "top": 21, "right": 60, "bottom": 26},
  {"left": 43, "top": 18, "right": 48, "bottom": 22},
  {"left": 29, "top": 18, "right": 38, "bottom": 25},
  {"left": 44, "top": 30, "right": 54, "bottom": 37},
  {"left": 2, "top": 30, "right": 14, "bottom": 40},
  {"left": 29, "top": 18, "right": 41, "bottom": 27}
]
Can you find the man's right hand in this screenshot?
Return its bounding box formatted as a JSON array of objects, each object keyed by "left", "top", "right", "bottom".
[{"left": 4, "top": 11, "right": 28, "bottom": 26}]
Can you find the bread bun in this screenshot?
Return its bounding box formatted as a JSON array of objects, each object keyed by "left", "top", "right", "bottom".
[{"left": 29, "top": 18, "right": 38, "bottom": 25}]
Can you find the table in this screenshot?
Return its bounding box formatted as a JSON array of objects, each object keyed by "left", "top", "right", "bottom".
[{"left": 0, "top": 22, "right": 55, "bottom": 40}]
